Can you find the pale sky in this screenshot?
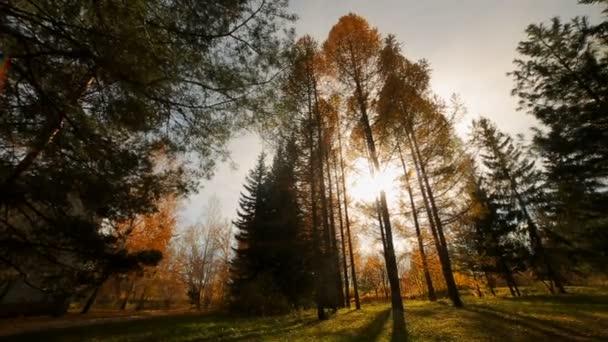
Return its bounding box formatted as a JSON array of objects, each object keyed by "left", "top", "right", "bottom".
[{"left": 180, "top": 0, "right": 603, "bottom": 228}]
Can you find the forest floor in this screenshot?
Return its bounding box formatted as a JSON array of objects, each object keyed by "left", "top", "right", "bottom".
[{"left": 1, "top": 286, "right": 607, "bottom": 341}]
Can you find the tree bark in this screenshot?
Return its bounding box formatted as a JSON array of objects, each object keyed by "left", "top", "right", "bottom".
[
  {"left": 337, "top": 119, "right": 361, "bottom": 310},
  {"left": 81, "top": 285, "right": 100, "bottom": 314},
  {"left": 355, "top": 84, "right": 405, "bottom": 332},
  {"left": 325, "top": 148, "right": 345, "bottom": 307},
  {"left": 397, "top": 143, "right": 437, "bottom": 302},
  {"left": 406, "top": 128, "right": 462, "bottom": 307},
  {"left": 333, "top": 154, "right": 351, "bottom": 308},
  {"left": 120, "top": 281, "right": 134, "bottom": 310}
]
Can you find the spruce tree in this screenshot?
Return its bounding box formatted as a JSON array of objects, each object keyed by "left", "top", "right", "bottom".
[
  {"left": 511, "top": 2, "right": 608, "bottom": 270},
  {"left": 472, "top": 117, "right": 565, "bottom": 293},
  {"left": 231, "top": 153, "right": 276, "bottom": 314},
  {"left": 266, "top": 138, "right": 314, "bottom": 308}
]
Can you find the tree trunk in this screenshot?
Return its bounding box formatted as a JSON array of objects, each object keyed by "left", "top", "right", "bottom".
[
  {"left": 484, "top": 271, "right": 496, "bottom": 297},
  {"left": 356, "top": 91, "right": 405, "bottom": 332},
  {"left": 0, "top": 280, "right": 14, "bottom": 302},
  {"left": 337, "top": 120, "right": 361, "bottom": 310},
  {"left": 120, "top": 281, "right": 134, "bottom": 311},
  {"left": 312, "top": 80, "right": 338, "bottom": 311},
  {"left": 493, "top": 142, "right": 566, "bottom": 295},
  {"left": 136, "top": 287, "right": 148, "bottom": 311},
  {"left": 325, "top": 149, "right": 345, "bottom": 308},
  {"left": 81, "top": 286, "right": 100, "bottom": 314},
  {"left": 333, "top": 154, "right": 351, "bottom": 308},
  {"left": 397, "top": 143, "right": 437, "bottom": 302},
  {"left": 407, "top": 128, "right": 463, "bottom": 307}
]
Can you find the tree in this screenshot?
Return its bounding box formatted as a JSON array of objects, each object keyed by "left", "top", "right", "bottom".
[
  {"left": 180, "top": 197, "right": 231, "bottom": 310},
  {"left": 453, "top": 169, "right": 523, "bottom": 298},
  {"left": 397, "top": 144, "right": 436, "bottom": 302},
  {"left": 0, "top": 0, "right": 293, "bottom": 299},
  {"left": 231, "top": 149, "right": 312, "bottom": 315},
  {"left": 375, "top": 35, "right": 463, "bottom": 307},
  {"left": 323, "top": 14, "right": 405, "bottom": 334},
  {"left": 472, "top": 117, "right": 565, "bottom": 293},
  {"left": 510, "top": 2, "right": 608, "bottom": 271},
  {"left": 266, "top": 138, "right": 314, "bottom": 308}
]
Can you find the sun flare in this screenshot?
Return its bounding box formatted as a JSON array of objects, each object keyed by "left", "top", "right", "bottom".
[{"left": 349, "top": 159, "right": 402, "bottom": 204}]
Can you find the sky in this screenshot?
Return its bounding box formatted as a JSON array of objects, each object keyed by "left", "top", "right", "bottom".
[{"left": 179, "top": 0, "right": 603, "bottom": 228}]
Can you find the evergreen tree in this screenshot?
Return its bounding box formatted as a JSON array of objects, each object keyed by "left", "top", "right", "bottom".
[
  {"left": 472, "top": 117, "right": 564, "bottom": 293},
  {"left": 266, "top": 138, "right": 314, "bottom": 308},
  {"left": 231, "top": 144, "right": 314, "bottom": 315},
  {"left": 510, "top": 1, "right": 608, "bottom": 271},
  {"left": 458, "top": 170, "right": 523, "bottom": 297},
  {"left": 230, "top": 153, "right": 275, "bottom": 314},
  {"left": 0, "top": 0, "right": 293, "bottom": 296}
]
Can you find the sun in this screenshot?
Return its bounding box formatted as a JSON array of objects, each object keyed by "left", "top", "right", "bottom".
[{"left": 349, "top": 158, "right": 402, "bottom": 205}]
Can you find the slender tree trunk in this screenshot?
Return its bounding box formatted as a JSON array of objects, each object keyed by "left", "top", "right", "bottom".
[
  {"left": 497, "top": 256, "right": 519, "bottom": 297},
  {"left": 397, "top": 143, "right": 436, "bottom": 302},
  {"left": 407, "top": 128, "right": 463, "bottom": 307},
  {"left": 136, "top": 286, "right": 148, "bottom": 311},
  {"left": 484, "top": 271, "right": 496, "bottom": 297},
  {"left": 120, "top": 281, "right": 134, "bottom": 310},
  {"left": 337, "top": 121, "right": 361, "bottom": 310},
  {"left": 376, "top": 198, "right": 387, "bottom": 252},
  {"left": 492, "top": 141, "right": 566, "bottom": 294},
  {"left": 406, "top": 130, "right": 454, "bottom": 303},
  {"left": 355, "top": 85, "right": 405, "bottom": 333},
  {"left": 325, "top": 149, "right": 345, "bottom": 308},
  {"left": 0, "top": 280, "right": 14, "bottom": 302},
  {"left": 81, "top": 286, "right": 100, "bottom": 314},
  {"left": 333, "top": 154, "right": 351, "bottom": 308}
]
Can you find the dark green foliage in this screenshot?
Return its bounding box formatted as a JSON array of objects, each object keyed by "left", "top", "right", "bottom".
[
  {"left": 230, "top": 143, "right": 313, "bottom": 315},
  {"left": 471, "top": 117, "right": 563, "bottom": 291},
  {"left": 0, "top": 1, "right": 292, "bottom": 296},
  {"left": 510, "top": 4, "right": 608, "bottom": 271},
  {"left": 456, "top": 170, "right": 526, "bottom": 296}
]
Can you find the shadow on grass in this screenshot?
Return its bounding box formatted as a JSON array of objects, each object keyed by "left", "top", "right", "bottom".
[
  {"left": 464, "top": 305, "right": 602, "bottom": 341},
  {"left": 502, "top": 293, "right": 608, "bottom": 307},
  {"left": 3, "top": 312, "right": 317, "bottom": 342},
  {"left": 355, "top": 308, "right": 391, "bottom": 342}
]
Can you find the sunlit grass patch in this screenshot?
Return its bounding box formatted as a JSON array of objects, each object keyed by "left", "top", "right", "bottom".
[{"left": 4, "top": 287, "right": 608, "bottom": 341}]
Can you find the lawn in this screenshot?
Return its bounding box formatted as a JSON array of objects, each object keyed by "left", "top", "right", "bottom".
[{"left": 2, "top": 287, "right": 607, "bottom": 341}]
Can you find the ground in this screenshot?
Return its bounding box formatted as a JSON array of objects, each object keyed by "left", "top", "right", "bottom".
[{"left": 1, "top": 287, "right": 606, "bottom": 341}]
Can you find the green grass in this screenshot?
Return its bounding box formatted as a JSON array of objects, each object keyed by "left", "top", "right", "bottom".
[{"left": 3, "top": 287, "right": 607, "bottom": 341}]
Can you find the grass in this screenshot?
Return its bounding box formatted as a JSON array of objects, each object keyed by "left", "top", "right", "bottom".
[{"left": 2, "top": 287, "right": 607, "bottom": 341}]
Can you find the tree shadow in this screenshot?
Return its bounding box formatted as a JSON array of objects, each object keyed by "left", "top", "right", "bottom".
[
  {"left": 224, "top": 318, "right": 322, "bottom": 341},
  {"left": 464, "top": 305, "right": 602, "bottom": 341},
  {"left": 502, "top": 293, "right": 608, "bottom": 307},
  {"left": 352, "top": 307, "right": 391, "bottom": 342}
]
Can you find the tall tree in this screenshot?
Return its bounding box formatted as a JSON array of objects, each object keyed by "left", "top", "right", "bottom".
[
  {"left": 375, "top": 36, "right": 463, "bottom": 307},
  {"left": 472, "top": 117, "right": 565, "bottom": 293},
  {"left": 336, "top": 109, "right": 361, "bottom": 309},
  {"left": 510, "top": 2, "right": 608, "bottom": 271},
  {"left": 397, "top": 144, "right": 437, "bottom": 302},
  {"left": 323, "top": 14, "right": 406, "bottom": 334}
]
